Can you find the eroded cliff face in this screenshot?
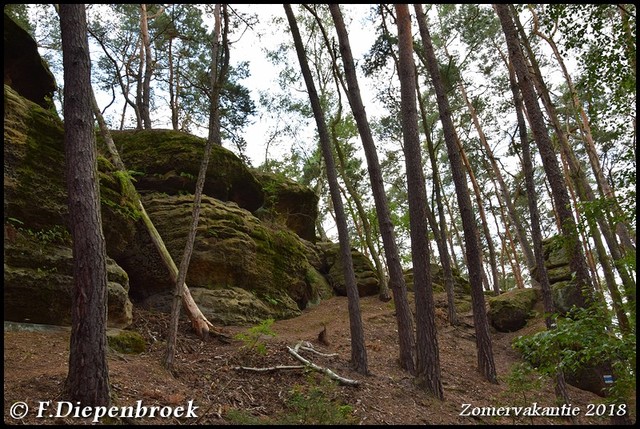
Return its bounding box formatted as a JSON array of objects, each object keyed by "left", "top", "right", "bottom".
[{"left": 3, "top": 13, "right": 381, "bottom": 328}]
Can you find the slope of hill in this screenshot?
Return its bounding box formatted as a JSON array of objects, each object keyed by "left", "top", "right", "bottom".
[{"left": 4, "top": 293, "right": 633, "bottom": 425}]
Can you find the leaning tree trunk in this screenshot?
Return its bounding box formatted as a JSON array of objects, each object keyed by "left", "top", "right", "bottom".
[
  {"left": 91, "top": 87, "right": 213, "bottom": 340},
  {"left": 495, "top": 3, "right": 596, "bottom": 310},
  {"left": 165, "top": 3, "right": 228, "bottom": 370},
  {"left": 284, "top": 3, "right": 368, "bottom": 375},
  {"left": 330, "top": 3, "right": 415, "bottom": 374},
  {"left": 415, "top": 3, "right": 497, "bottom": 384},
  {"left": 509, "top": 57, "right": 574, "bottom": 417}
]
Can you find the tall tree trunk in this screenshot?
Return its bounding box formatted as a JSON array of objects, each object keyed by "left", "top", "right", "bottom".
[
  {"left": 164, "top": 4, "right": 226, "bottom": 370},
  {"left": 489, "top": 181, "right": 525, "bottom": 289},
  {"left": 530, "top": 6, "right": 636, "bottom": 252},
  {"left": 417, "top": 76, "right": 458, "bottom": 325},
  {"left": 139, "top": 4, "right": 153, "bottom": 129},
  {"left": 495, "top": 3, "right": 596, "bottom": 311},
  {"left": 208, "top": 4, "right": 228, "bottom": 146},
  {"left": 415, "top": 3, "right": 497, "bottom": 384},
  {"left": 508, "top": 57, "right": 574, "bottom": 417},
  {"left": 332, "top": 113, "right": 391, "bottom": 301},
  {"left": 285, "top": 4, "right": 368, "bottom": 374},
  {"left": 395, "top": 4, "right": 443, "bottom": 399},
  {"left": 454, "top": 137, "right": 501, "bottom": 295},
  {"left": 329, "top": 3, "right": 416, "bottom": 374},
  {"left": 454, "top": 67, "right": 535, "bottom": 271},
  {"left": 60, "top": 3, "right": 110, "bottom": 406},
  {"left": 509, "top": 4, "right": 634, "bottom": 305}
]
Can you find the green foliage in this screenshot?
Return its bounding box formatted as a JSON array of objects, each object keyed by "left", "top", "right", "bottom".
[
  {"left": 279, "top": 382, "right": 356, "bottom": 425},
  {"left": 7, "top": 218, "right": 71, "bottom": 245},
  {"left": 234, "top": 318, "right": 276, "bottom": 356},
  {"left": 499, "top": 363, "right": 545, "bottom": 424},
  {"left": 512, "top": 305, "right": 636, "bottom": 404}
]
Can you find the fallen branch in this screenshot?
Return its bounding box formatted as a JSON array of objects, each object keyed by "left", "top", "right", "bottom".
[
  {"left": 234, "top": 365, "right": 305, "bottom": 372},
  {"left": 299, "top": 344, "right": 338, "bottom": 358},
  {"left": 288, "top": 341, "right": 360, "bottom": 386}
]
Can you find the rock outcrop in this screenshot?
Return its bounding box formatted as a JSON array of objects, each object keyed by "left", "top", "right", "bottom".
[{"left": 3, "top": 13, "right": 385, "bottom": 328}]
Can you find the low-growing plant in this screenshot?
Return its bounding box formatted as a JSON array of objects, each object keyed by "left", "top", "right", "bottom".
[{"left": 234, "top": 318, "right": 276, "bottom": 356}]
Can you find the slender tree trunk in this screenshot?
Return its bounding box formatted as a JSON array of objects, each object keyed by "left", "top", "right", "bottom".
[
  {"left": 168, "top": 36, "right": 179, "bottom": 131},
  {"left": 208, "top": 4, "right": 228, "bottom": 146},
  {"left": 495, "top": 3, "right": 596, "bottom": 311},
  {"left": 164, "top": 4, "right": 226, "bottom": 370},
  {"left": 417, "top": 77, "right": 458, "bottom": 325},
  {"left": 285, "top": 4, "right": 368, "bottom": 374},
  {"left": 415, "top": 4, "right": 497, "bottom": 384},
  {"left": 60, "top": 3, "right": 110, "bottom": 406},
  {"left": 395, "top": 4, "right": 443, "bottom": 399},
  {"left": 330, "top": 3, "right": 415, "bottom": 374},
  {"left": 454, "top": 137, "right": 501, "bottom": 295},
  {"left": 454, "top": 69, "right": 535, "bottom": 270},
  {"left": 508, "top": 57, "right": 574, "bottom": 418},
  {"left": 332, "top": 116, "right": 391, "bottom": 301},
  {"left": 491, "top": 183, "right": 525, "bottom": 289},
  {"left": 140, "top": 4, "right": 153, "bottom": 129},
  {"left": 530, "top": 6, "right": 636, "bottom": 252},
  {"left": 509, "top": 4, "right": 634, "bottom": 305}
]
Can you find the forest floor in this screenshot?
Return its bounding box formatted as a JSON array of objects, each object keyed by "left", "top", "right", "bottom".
[{"left": 4, "top": 292, "right": 636, "bottom": 425}]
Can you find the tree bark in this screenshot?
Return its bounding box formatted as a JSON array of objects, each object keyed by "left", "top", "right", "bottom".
[
  {"left": 60, "top": 3, "right": 110, "bottom": 406},
  {"left": 329, "top": 3, "right": 416, "bottom": 374},
  {"left": 415, "top": 3, "right": 497, "bottom": 384},
  {"left": 416, "top": 74, "right": 458, "bottom": 325},
  {"left": 495, "top": 3, "right": 596, "bottom": 311},
  {"left": 285, "top": 4, "right": 368, "bottom": 375},
  {"left": 508, "top": 57, "right": 574, "bottom": 417},
  {"left": 139, "top": 4, "right": 153, "bottom": 129},
  {"left": 395, "top": 4, "right": 443, "bottom": 398}
]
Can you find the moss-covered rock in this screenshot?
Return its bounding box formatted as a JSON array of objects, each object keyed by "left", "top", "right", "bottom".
[
  {"left": 4, "top": 84, "right": 139, "bottom": 328},
  {"left": 119, "top": 193, "right": 330, "bottom": 317},
  {"left": 106, "top": 129, "right": 264, "bottom": 212},
  {"left": 315, "top": 242, "right": 380, "bottom": 297},
  {"left": 403, "top": 264, "right": 470, "bottom": 295},
  {"left": 488, "top": 288, "right": 541, "bottom": 332},
  {"left": 107, "top": 329, "right": 146, "bottom": 354},
  {"left": 3, "top": 230, "right": 133, "bottom": 328},
  {"left": 252, "top": 170, "right": 318, "bottom": 242}
]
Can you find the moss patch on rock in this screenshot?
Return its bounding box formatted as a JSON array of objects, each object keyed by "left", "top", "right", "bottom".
[
  {"left": 106, "top": 129, "right": 264, "bottom": 212},
  {"left": 252, "top": 170, "right": 319, "bottom": 241},
  {"left": 107, "top": 329, "right": 146, "bottom": 354},
  {"left": 488, "top": 288, "right": 541, "bottom": 332}
]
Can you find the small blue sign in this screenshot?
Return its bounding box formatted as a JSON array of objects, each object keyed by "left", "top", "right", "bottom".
[{"left": 603, "top": 375, "right": 614, "bottom": 384}]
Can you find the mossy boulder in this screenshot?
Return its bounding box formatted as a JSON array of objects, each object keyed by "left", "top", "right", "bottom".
[
  {"left": 315, "top": 242, "right": 380, "bottom": 297},
  {"left": 119, "top": 193, "right": 330, "bottom": 319},
  {"left": 488, "top": 288, "right": 541, "bottom": 332},
  {"left": 107, "top": 129, "right": 264, "bottom": 212},
  {"left": 403, "top": 264, "right": 471, "bottom": 295},
  {"left": 107, "top": 329, "right": 146, "bottom": 354},
  {"left": 252, "top": 170, "right": 319, "bottom": 242},
  {"left": 3, "top": 230, "right": 133, "bottom": 328},
  {"left": 4, "top": 85, "right": 137, "bottom": 328}
]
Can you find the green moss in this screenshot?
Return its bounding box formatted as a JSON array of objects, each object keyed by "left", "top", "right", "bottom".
[{"left": 107, "top": 330, "right": 146, "bottom": 354}]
